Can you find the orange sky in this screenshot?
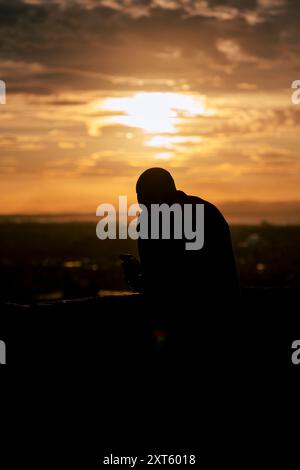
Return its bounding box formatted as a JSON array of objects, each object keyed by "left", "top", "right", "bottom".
[{"left": 1, "top": 0, "right": 300, "bottom": 221}]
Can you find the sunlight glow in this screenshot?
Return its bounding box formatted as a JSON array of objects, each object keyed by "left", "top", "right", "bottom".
[
  {"left": 98, "top": 92, "right": 207, "bottom": 133},
  {"left": 154, "top": 152, "right": 174, "bottom": 160},
  {"left": 146, "top": 135, "right": 203, "bottom": 147}
]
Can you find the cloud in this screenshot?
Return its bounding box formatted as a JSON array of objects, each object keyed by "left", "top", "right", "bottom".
[
  {"left": 0, "top": 0, "right": 298, "bottom": 96},
  {"left": 1, "top": 0, "right": 300, "bottom": 213}
]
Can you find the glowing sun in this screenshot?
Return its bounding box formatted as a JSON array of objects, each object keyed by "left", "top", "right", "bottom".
[{"left": 98, "top": 92, "right": 207, "bottom": 133}]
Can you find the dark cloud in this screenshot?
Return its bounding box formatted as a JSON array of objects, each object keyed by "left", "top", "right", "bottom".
[{"left": 0, "top": 0, "right": 298, "bottom": 94}]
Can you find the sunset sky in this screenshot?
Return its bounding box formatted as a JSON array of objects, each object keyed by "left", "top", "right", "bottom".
[{"left": 1, "top": 0, "right": 300, "bottom": 221}]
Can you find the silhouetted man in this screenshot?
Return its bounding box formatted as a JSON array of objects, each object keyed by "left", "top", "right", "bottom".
[{"left": 135, "top": 167, "right": 239, "bottom": 298}]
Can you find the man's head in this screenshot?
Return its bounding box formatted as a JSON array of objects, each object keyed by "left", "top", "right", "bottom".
[{"left": 136, "top": 168, "right": 177, "bottom": 205}]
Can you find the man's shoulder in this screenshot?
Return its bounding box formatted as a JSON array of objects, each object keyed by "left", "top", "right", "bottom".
[{"left": 176, "top": 190, "right": 228, "bottom": 224}]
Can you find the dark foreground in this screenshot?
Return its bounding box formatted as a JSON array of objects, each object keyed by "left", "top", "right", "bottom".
[{"left": 1, "top": 289, "right": 300, "bottom": 467}]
